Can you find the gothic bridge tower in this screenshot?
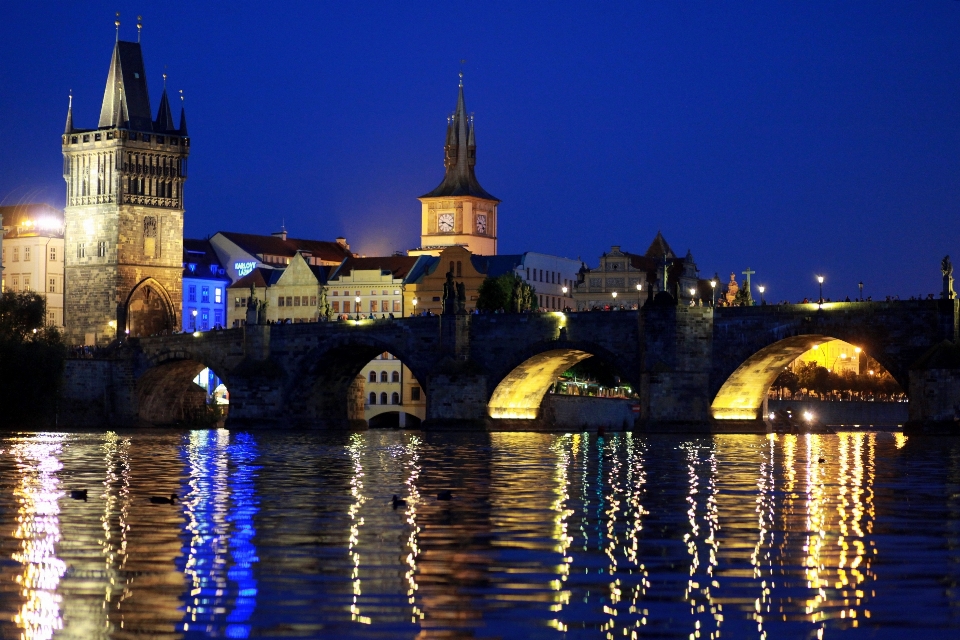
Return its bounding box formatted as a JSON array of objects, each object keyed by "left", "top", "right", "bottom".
[
  {"left": 413, "top": 74, "right": 499, "bottom": 257},
  {"left": 62, "top": 31, "right": 189, "bottom": 345}
]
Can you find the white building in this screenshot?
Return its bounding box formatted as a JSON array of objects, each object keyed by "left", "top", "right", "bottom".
[{"left": 0, "top": 204, "right": 65, "bottom": 327}]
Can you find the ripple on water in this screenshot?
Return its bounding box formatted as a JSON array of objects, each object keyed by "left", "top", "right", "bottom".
[{"left": 0, "top": 429, "right": 958, "bottom": 638}]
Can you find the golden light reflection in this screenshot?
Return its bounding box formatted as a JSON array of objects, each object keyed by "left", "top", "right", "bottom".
[
  {"left": 10, "top": 434, "right": 67, "bottom": 640},
  {"left": 347, "top": 433, "right": 370, "bottom": 625},
  {"left": 100, "top": 431, "right": 131, "bottom": 624},
  {"left": 403, "top": 434, "right": 424, "bottom": 623},
  {"left": 548, "top": 434, "right": 573, "bottom": 626},
  {"left": 680, "top": 443, "right": 721, "bottom": 639}
]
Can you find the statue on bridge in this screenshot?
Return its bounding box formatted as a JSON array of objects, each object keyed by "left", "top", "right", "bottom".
[
  {"left": 456, "top": 281, "right": 467, "bottom": 315},
  {"left": 942, "top": 255, "right": 955, "bottom": 300},
  {"left": 246, "top": 285, "right": 260, "bottom": 325},
  {"left": 442, "top": 271, "right": 457, "bottom": 315}
]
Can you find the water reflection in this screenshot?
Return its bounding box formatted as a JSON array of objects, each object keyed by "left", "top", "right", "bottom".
[{"left": 0, "top": 430, "right": 957, "bottom": 637}]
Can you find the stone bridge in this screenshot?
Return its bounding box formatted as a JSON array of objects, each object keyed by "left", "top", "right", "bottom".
[{"left": 61, "top": 299, "right": 960, "bottom": 432}]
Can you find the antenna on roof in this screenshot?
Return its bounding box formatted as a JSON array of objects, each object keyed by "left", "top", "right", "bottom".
[
  {"left": 137, "top": 15, "right": 142, "bottom": 42},
  {"left": 115, "top": 12, "right": 120, "bottom": 41}
]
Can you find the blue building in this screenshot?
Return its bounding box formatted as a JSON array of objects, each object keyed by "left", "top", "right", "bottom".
[{"left": 182, "top": 239, "right": 231, "bottom": 332}]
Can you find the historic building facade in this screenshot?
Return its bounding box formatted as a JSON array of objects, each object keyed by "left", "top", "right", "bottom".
[
  {"left": 0, "top": 204, "right": 65, "bottom": 326},
  {"left": 62, "top": 38, "right": 189, "bottom": 344},
  {"left": 182, "top": 239, "right": 230, "bottom": 332},
  {"left": 411, "top": 77, "right": 499, "bottom": 257}
]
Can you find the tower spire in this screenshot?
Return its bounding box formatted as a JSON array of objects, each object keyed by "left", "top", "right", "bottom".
[
  {"left": 64, "top": 91, "right": 74, "bottom": 135},
  {"left": 178, "top": 89, "right": 188, "bottom": 135},
  {"left": 115, "top": 12, "right": 120, "bottom": 42},
  {"left": 137, "top": 15, "right": 142, "bottom": 43}
]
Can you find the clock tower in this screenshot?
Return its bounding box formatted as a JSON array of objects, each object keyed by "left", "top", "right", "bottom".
[{"left": 411, "top": 75, "right": 499, "bottom": 257}]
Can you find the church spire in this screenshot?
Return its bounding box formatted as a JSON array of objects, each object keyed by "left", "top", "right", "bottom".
[
  {"left": 64, "top": 92, "right": 74, "bottom": 134},
  {"left": 98, "top": 39, "right": 154, "bottom": 131},
  {"left": 420, "top": 73, "right": 497, "bottom": 201},
  {"left": 178, "top": 89, "right": 188, "bottom": 135},
  {"left": 154, "top": 74, "right": 175, "bottom": 132}
]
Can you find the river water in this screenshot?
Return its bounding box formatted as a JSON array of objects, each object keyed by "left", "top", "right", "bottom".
[{"left": 0, "top": 429, "right": 957, "bottom": 639}]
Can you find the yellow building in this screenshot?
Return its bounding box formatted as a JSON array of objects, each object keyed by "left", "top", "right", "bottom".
[
  {"left": 325, "top": 256, "right": 420, "bottom": 319},
  {"left": 410, "top": 77, "right": 499, "bottom": 257},
  {"left": 359, "top": 352, "right": 426, "bottom": 428},
  {"left": 227, "top": 252, "right": 325, "bottom": 327},
  {"left": 1, "top": 204, "right": 65, "bottom": 327},
  {"left": 793, "top": 339, "right": 861, "bottom": 374}
]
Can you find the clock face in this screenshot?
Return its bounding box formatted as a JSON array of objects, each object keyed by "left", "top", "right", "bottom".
[
  {"left": 476, "top": 214, "right": 487, "bottom": 234},
  {"left": 438, "top": 213, "right": 454, "bottom": 232}
]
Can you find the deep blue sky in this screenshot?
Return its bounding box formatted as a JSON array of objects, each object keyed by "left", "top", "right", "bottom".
[{"left": 2, "top": 2, "right": 959, "bottom": 301}]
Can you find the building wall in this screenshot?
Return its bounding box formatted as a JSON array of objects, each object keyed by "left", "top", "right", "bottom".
[
  {"left": 415, "top": 196, "right": 498, "bottom": 256},
  {"left": 1, "top": 235, "right": 65, "bottom": 327},
  {"left": 792, "top": 338, "right": 861, "bottom": 374},
  {"left": 405, "top": 246, "right": 484, "bottom": 316},
  {"left": 360, "top": 353, "right": 426, "bottom": 424},
  {"left": 182, "top": 276, "right": 229, "bottom": 332},
  {"left": 327, "top": 269, "right": 406, "bottom": 319},
  {"left": 515, "top": 252, "right": 581, "bottom": 311}
]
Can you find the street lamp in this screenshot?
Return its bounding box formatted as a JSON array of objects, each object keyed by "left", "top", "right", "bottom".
[
  {"left": 817, "top": 275, "right": 824, "bottom": 306},
  {"left": 758, "top": 285, "right": 765, "bottom": 305},
  {"left": 355, "top": 295, "right": 361, "bottom": 321},
  {"left": 412, "top": 297, "right": 418, "bottom": 316},
  {"left": 689, "top": 287, "right": 696, "bottom": 306},
  {"left": 192, "top": 309, "right": 198, "bottom": 331},
  {"left": 710, "top": 279, "right": 717, "bottom": 307},
  {"left": 561, "top": 286, "right": 568, "bottom": 312},
  {"left": 858, "top": 281, "right": 864, "bottom": 302},
  {"left": 635, "top": 282, "right": 642, "bottom": 309},
  {"left": 611, "top": 291, "right": 618, "bottom": 309}
]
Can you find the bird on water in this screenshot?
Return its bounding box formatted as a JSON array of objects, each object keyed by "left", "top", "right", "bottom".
[
  {"left": 392, "top": 495, "right": 407, "bottom": 509},
  {"left": 437, "top": 490, "right": 453, "bottom": 501},
  {"left": 70, "top": 489, "right": 87, "bottom": 501},
  {"left": 149, "top": 494, "right": 178, "bottom": 505}
]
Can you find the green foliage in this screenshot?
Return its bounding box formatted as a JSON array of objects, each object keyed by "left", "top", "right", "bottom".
[
  {"left": 773, "top": 357, "right": 904, "bottom": 401},
  {"left": 0, "top": 292, "right": 66, "bottom": 426},
  {"left": 562, "top": 356, "right": 620, "bottom": 388},
  {"left": 733, "top": 280, "right": 753, "bottom": 306},
  {"left": 476, "top": 273, "right": 537, "bottom": 312}
]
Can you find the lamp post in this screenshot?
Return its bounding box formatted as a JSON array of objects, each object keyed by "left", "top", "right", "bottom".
[
  {"left": 561, "top": 286, "right": 568, "bottom": 312},
  {"left": 689, "top": 287, "right": 696, "bottom": 306},
  {"left": 611, "top": 290, "right": 617, "bottom": 309},
  {"left": 758, "top": 285, "right": 765, "bottom": 306},
  {"left": 192, "top": 309, "right": 198, "bottom": 331},
  {"left": 412, "top": 297, "right": 418, "bottom": 316},
  {"left": 355, "top": 295, "right": 361, "bottom": 321},
  {"left": 858, "top": 281, "right": 863, "bottom": 302},
  {"left": 710, "top": 279, "right": 717, "bottom": 307},
  {"left": 635, "top": 282, "right": 642, "bottom": 309},
  {"left": 817, "top": 275, "right": 824, "bottom": 306}
]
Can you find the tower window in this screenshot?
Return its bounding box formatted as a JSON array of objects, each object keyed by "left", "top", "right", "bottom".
[
  {"left": 97, "top": 241, "right": 106, "bottom": 257},
  {"left": 77, "top": 243, "right": 85, "bottom": 258},
  {"left": 143, "top": 217, "right": 158, "bottom": 258}
]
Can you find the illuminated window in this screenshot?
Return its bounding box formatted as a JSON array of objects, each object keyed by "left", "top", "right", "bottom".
[
  {"left": 310, "top": 296, "right": 316, "bottom": 306},
  {"left": 332, "top": 301, "right": 339, "bottom": 313},
  {"left": 188, "top": 286, "right": 196, "bottom": 302},
  {"left": 302, "top": 296, "right": 309, "bottom": 306},
  {"left": 343, "top": 301, "right": 350, "bottom": 313},
  {"left": 201, "top": 310, "right": 209, "bottom": 330},
  {"left": 201, "top": 287, "right": 210, "bottom": 303},
  {"left": 97, "top": 241, "right": 106, "bottom": 257},
  {"left": 214, "top": 288, "right": 222, "bottom": 304},
  {"left": 393, "top": 300, "right": 401, "bottom": 312},
  {"left": 381, "top": 300, "right": 389, "bottom": 313},
  {"left": 235, "top": 297, "right": 241, "bottom": 308},
  {"left": 392, "top": 371, "right": 400, "bottom": 383},
  {"left": 278, "top": 297, "right": 285, "bottom": 307},
  {"left": 369, "top": 371, "right": 377, "bottom": 383},
  {"left": 332, "top": 291, "right": 338, "bottom": 296},
  {"left": 294, "top": 296, "right": 301, "bottom": 307},
  {"left": 11, "top": 276, "right": 19, "bottom": 291},
  {"left": 286, "top": 296, "right": 293, "bottom": 306},
  {"left": 370, "top": 300, "right": 377, "bottom": 313},
  {"left": 369, "top": 392, "right": 376, "bottom": 405},
  {"left": 380, "top": 371, "right": 388, "bottom": 383}
]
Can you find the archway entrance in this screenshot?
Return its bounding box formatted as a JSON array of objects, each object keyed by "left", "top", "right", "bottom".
[
  {"left": 137, "top": 360, "right": 229, "bottom": 426},
  {"left": 126, "top": 282, "right": 174, "bottom": 337},
  {"left": 711, "top": 335, "right": 906, "bottom": 422}
]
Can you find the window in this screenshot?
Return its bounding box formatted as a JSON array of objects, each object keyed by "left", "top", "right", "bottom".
[
  {"left": 23, "top": 275, "right": 29, "bottom": 290},
  {"left": 201, "top": 287, "right": 210, "bottom": 303},
  {"left": 392, "top": 371, "right": 400, "bottom": 383},
  {"left": 215, "top": 288, "right": 222, "bottom": 304},
  {"left": 201, "top": 310, "right": 209, "bottom": 330},
  {"left": 310, "top": 296, "right": 316, "bottom": 306},
  {"left": 188, "top": 286, "right": 196, "bottom": 302},
  {"left": 369, "top": 300, "right": 377, "bottom": 313},
  {"left": 381, "top": 300, "right": 389, "bottom": 313},
  {"left": 214, "top": 310, "right": 223, "bottom": 327},
  {"left": 380, "top": 392, "right": 388, "bottom": 405},
  {"left": 11, "top": 276, "right": 19, "bottom": 291},
  {"left": 411, "top": 386, "right": 421, "bottom": 401},
  {"left": 303, "top": 296, "right": 309, "bottom": 306},
  {"left": 49, "top": 247, "right": 56, "bottom": 261},
  {"left": 393, "top": 300, "right": 401, "bottom": 313},
  {"left": 278, "top": 297, "right": 285, "bottom": 307},
  {"left": 235, "top": 297, "right": 242, "bottom": 308},
  {"left": 286, "top": 296, "right": 293, "bottom": 307},
  {"left": 380, "top": 371, "right": 388, "bottom": 383},
  {"left": 369, "top": 371, "right": 377, "bottom": 383},
  {"left": 49, "top": 278, "right": 56, "bottom": 293},
  {"left": 12, "top": 248, "right": 18, "bottom": 262},
  {"left": 343, "top": 301, "right": 350, "bottom": 313},
  {"left": 24, "top": 247, "right": 30, "bottom": 261},
  {"left": 369, "top": 392, "right": 377, "bottom": 405},
  {"left": 293, "top": 296, "right": 300, "bottom": 307},
  {"left": 391, "top": 392, "right": 400, "bottom": 405},
  {"left": 332, "top": 301, "right": 339, "bottom": 313},
  {"left": 97, "top": 241, "right": 106, "bottom": 257}
]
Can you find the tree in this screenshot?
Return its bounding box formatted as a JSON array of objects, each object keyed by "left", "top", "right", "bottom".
[
  {"left": 0, "top": 292, "right": 66, "bottom": 426},
  {"left": 476, "top": 273, "right": 536, "bottom": 312},
  {"left": 733, "top": 280, "right": 753, "bottom": 306}
]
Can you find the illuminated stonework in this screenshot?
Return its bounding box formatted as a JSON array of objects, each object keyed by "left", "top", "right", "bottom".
[{"left": 488, "top": 349, "right": 592, "bottom": 419}]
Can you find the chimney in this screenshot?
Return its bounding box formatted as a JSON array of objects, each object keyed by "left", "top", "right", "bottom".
[
  {"left": 336, "top": 236, "right": 349, "bottom": 251},
  {"left": 272, "top": 229, "right": 287, "bottom": 241}
]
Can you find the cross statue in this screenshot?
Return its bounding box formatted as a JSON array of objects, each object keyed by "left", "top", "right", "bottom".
[
  {"left": 661, "top": 255, "right": 670, "bottom": 293},
  {"left": 742, "top": 267, "right": 756, "bottom": 294}
]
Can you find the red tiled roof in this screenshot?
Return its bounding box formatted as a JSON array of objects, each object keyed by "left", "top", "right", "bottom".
[
  {"left": 331, "top": 256, "right": 420, "bottom": 281},
  {"left": 218, "top": 231, "right": 353, "bottom": 263}
]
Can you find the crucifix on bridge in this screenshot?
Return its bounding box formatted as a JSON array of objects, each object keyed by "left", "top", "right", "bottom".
[{"left": 742, "top": 268, "right": 756, "bottom": 298}]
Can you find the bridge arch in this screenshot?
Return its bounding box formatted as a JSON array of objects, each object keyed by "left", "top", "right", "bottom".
[
  {"left": 486, "top": 341, "right": 638, "bottom": 421},
  {"left": 136, "top": 350, "right": 231, "bottom": 426},
  {"left": 286, "top": 335, "right": 431, "bottom": 429},
  {"left": 710, "top": 333, "right": 904, "bottom": 421}
]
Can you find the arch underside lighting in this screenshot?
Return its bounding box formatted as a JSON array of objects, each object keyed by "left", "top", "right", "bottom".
[
  {"left": 711, "top": 334, "right": 830, "bottom": 420},
  {"left": 488, "top": 349, "right": 592, "bottom": 420},
  {"left": 137, "top": 359, "right": 212, "bottom": 425}
]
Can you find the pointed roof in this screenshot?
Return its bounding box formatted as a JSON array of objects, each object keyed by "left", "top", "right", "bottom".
[
  {"left": 420, "top": 81, "right": 498, "bottom": 201},
  {"left": 644, "top": 231, "right": 676, "bottom": 261},
  {"left": 154, "top": 88, "right": 175, "bottom": 133},
  {"left": 179, "top": 106, "right": 188, "bottom": 135},
  {"left": 98, "top": 41, "right": 153, "bottom": 131},
  {"left": 64, "top": 95, "right": 74, "bottom": 135}
]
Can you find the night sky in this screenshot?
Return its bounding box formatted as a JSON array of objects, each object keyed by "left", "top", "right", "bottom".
[{"left": 2, "top": 2, "right": 959, "bottom": 302}]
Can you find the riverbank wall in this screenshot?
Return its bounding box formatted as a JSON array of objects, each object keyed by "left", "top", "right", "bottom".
[{"left": 767, "top": 399, "right": 907, "bottom": 427}]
